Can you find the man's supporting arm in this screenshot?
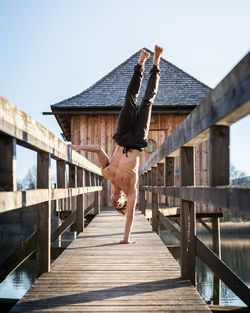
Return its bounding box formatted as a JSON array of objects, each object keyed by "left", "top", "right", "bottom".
[{"left": 121, "top": 188, "right": 137, "bottom": 243}]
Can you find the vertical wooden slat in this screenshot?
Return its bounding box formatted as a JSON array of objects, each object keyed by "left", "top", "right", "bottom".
[
  {"left": 147, "top": 169, "right": 152, "bottom": 204},
  {"left": 209, "top": 126, "right": 230, "bottom": 186},
  {"left": 165, "top": 157, "right": 174, "bottom": 186},
  {"left": 157, "top": 162, "right": 164, "bottom": 205},
  {"left": 94, "top": 174, "right": 100, "bottom": 215},
  {"left": 37, "top": 151, "right": 51, "bottom": 277},
  {"left": 165, "top": 157, "right": 174, "bottom": 205},
  {"left": 180, "top": 147, "right": 195, "bottom": 284},
  {"left": 209, "top": 125, "right": 229, "bottom": 301},
  {"left": 69, "top": 165, "right": 77, "bottom": 212},
  {"left": 56, "top": 160, "right": 66, "bottom": 246},
  {"left": 77, "top": 167, "right": 84, "bottom": 233},
  {"left": 57, "top": 160, "right": 66, "bottom": 211},
  {"left": 0, "top": 136, "right": 17, "bottom": 191},
  {"left": 212, "top": 217, "right": 221, "bottom": 304},
  {"left": 139, "top": 173, "right": 146, "bottom": 215},
  {"left": 151, "top": 167, "right": 159, "bottom": 234}
]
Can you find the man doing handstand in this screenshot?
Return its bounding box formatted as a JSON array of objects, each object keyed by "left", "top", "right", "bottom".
[{"left": 71, "top": 45, "right": 163, "bottom": 243}]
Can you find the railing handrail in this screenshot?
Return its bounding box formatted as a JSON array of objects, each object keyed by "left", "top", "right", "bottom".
[
  {"left": 139, "top": 51, "right": 250, "bottom": 174},
  {"left": 0, "top": 96, "right": 101, "bottom": 175},
  {"left": 138, "top": 51, "right": 250, "bottom": 307},
  {"left": 0, "top": 97, "right": 103, "bottom": 281}
]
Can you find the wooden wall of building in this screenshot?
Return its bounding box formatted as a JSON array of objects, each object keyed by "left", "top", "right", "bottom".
[
  {"left": 70, "top": 112, "right": 221, "bottom": 214},
  {"left": 71, "top": 113, "right": 187, "bottom": 167}
]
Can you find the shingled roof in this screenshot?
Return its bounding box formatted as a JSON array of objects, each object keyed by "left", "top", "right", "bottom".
[
  {"left": 51, "top": 48, "right": 211, "bottom": 110},
  {"left": 51, "top": 48, "right": 211, "bottom": 140}
]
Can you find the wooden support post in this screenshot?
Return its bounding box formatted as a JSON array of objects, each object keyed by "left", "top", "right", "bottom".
[
  {"left": 212, "top": 217, "right": 221, "bottom": 304},
  {"left": 165, "top": 157, "right": 174, "bottom": 205},
  {"left": 209, "top": 126, "right": 229, "bottom": 186},
  {"left": 94, "top": 174, "right": 100, "bottom": 215},
  {"left": 209, "top": 125, "right": 229, "bottom": 304},
  {"left": 77, "top": 167, "right": 84, "bottom": 233},
  {"left": 0, "top": 136, "right": 17, "bottom": 191},
  {"left": 36, "top": 151, "right": 51, "bottom": 277},
  {"left": 147, "top": 169, "right": 152, "bottom": 205},
  {"left": 99, "top": 177, "right": 105, "bottom": 209},
  {"left": 69, "top": 165, "right": 77, "bottom": 213},
  {"left": 157, "top": 162, "right": 165, "bottom": 205},
  {"left": 151, "top": 167, "right": 159, "bottom": 234},
  {"left": 180, "top": 147, "right": 196, "bottom": 285},
  {"left": 56, "top": 160, "right": 66, "bottom": 246},
  {"left": 139, "top": 173, "right": 146, "bottom": 215}
]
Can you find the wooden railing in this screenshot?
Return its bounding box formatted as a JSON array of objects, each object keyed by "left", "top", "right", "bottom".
[
  {"left": 0, "top": 96, "right": 103, "bottom": 280},
  {"left": 139, "top": 51, "right": 250, "bottom": 306}
]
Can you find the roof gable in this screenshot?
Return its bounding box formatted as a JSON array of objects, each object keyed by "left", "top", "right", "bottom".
[{"left": 51, "top": 48, "right": 211, "bottom": 110}]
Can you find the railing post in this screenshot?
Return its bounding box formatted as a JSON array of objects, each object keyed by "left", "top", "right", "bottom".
[
  {"left": 139, "top": 173, "right": 146, "bottom": 215},
  {"left": 147, "top": 169, "right": 152, "bottom": 207},
  {"left": 94, "top": 174, "right": 100, "bottom": 215},
  {"left": 77, "top": 167, "right": 84, "bottom": 233},
  {"left": 99, "top": 176, "right": 105, "bottom": 209},
  {"left": 209, "top": 125, "right": 229, "bottom": 304},
  {"left": 69, "top": 165, "right": 77, "bottom": 213},
  {"left": 56, "top": 160, "right": 66, "bottom": 246},
  {"left": 69, "top": 165, "right": 77, "bottom": 234},
  {"left": 165, "top": 157, "right": 174, "bottom": 205},
  {"left": 151, "top": 166, "right": 159, "bottom": 234},
  {"left": 0, "top": 136, "right": 17, "bottom": 191},
  {"left": 180, "top": 147, "right": 195, "bottom": 285},
  {"left": 37, "top": 151, "right": 51, "bottom": 277},
  {"left": 157, "top": 162, "right": 165, "bottom": 203}
]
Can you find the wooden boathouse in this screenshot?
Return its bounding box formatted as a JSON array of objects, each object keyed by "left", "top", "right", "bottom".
[
  {"left": 0, "top": 50, "right": 250, "bottom": 312},
  {"left": 51, "top": 48, "right": 212, "bottom": 208}
]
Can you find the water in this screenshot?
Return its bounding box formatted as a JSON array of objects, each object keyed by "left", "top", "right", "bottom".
[
  {"left": 196, "top": 236, "right": 250, "bottom": 306},
  {"left": 0, "top": 231, "right": 75, "bottom": 301},
  {"left": 0, "top": 232, "right": 250, "bottom": 307},
  {"left": 160, "top": 231, "right": 250, "bottom": 306}
]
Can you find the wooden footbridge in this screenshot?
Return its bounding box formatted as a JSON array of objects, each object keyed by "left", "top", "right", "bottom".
[{"left": 0, "top": 51, "right": 250, "bottom": 312}]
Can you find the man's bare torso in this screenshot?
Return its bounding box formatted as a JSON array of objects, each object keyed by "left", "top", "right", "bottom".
[{"left": 102, "top": 145, "right": 140, "bottom": 195}]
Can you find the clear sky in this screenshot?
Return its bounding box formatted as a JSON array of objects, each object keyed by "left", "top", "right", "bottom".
[{"left": 1, "top": 0, "right": 250, "bottom": 179}]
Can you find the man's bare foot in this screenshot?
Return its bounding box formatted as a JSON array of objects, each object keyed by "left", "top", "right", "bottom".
[
  {"left": 138, "top": 49, "right": 150, "bottom": 66},
  {"left": 153, "top": 45, "right": 164, "bottom": 66},
  {"left": 119, "top": 240, "right": 136, "bottom": 244}
]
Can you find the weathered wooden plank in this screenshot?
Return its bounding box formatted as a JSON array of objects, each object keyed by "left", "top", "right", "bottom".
[
  {"left": 180, "top": 147, "right": 195, "bottom": 283},
  {"left": 141, "top": 186, "right": 250, "bottom": 212},
  {"left": 0, "top": 97, "right": 101, "bottom": 175},
  {"left": 139, "top": 51, "right": 250, "bottom": 174},
  {"left": 209, "top": 126, "right": 230, "bottom": 186},
  {"left": 0, "top": 187, "right": 103, "bottom": 212},
  {"left": 139, "top": 174, "right": 146, "bottom": 215},
  {"left": 76, "top": 167, "right": 84, "bottom": 232},
  {"left": 36, "top": 151, "right": 51, "bottom": 277},
  {"left": 56, "top": 160, "right": 66, "bottom": 212},
  {"left": 10, "top": 209, "right": 210, "bottom": 313},
  {"left": 151, "top": 167, "right": 159, "bottom": 234},
  {"left": 0, "top": 135, "right": 16, "bottom": 191}
]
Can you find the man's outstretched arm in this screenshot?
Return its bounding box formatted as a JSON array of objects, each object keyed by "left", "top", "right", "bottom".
[{"left": 69, "top": 144, "right": 110, "bottom": 169}]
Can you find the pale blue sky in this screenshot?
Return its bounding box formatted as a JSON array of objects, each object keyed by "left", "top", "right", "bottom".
[{"left": 1, "top": 0, "right": 250, "bottom": 179}]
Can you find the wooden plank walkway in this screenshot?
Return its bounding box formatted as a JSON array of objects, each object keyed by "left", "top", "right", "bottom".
[{"left": 10, "top": 208, "right": 211, "bottom": 312}]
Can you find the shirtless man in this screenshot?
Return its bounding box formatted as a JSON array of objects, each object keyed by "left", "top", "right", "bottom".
[{"left": 70, "top": 45, "right": 163, "bottom": 243}]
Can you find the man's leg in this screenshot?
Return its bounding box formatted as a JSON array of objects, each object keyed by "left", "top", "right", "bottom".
[
  {"left": 134, "top": 45, "right": 163, "bottom": 146},
  {"left": 113, "top": 49, "right": 150, "bottom": 140}
]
